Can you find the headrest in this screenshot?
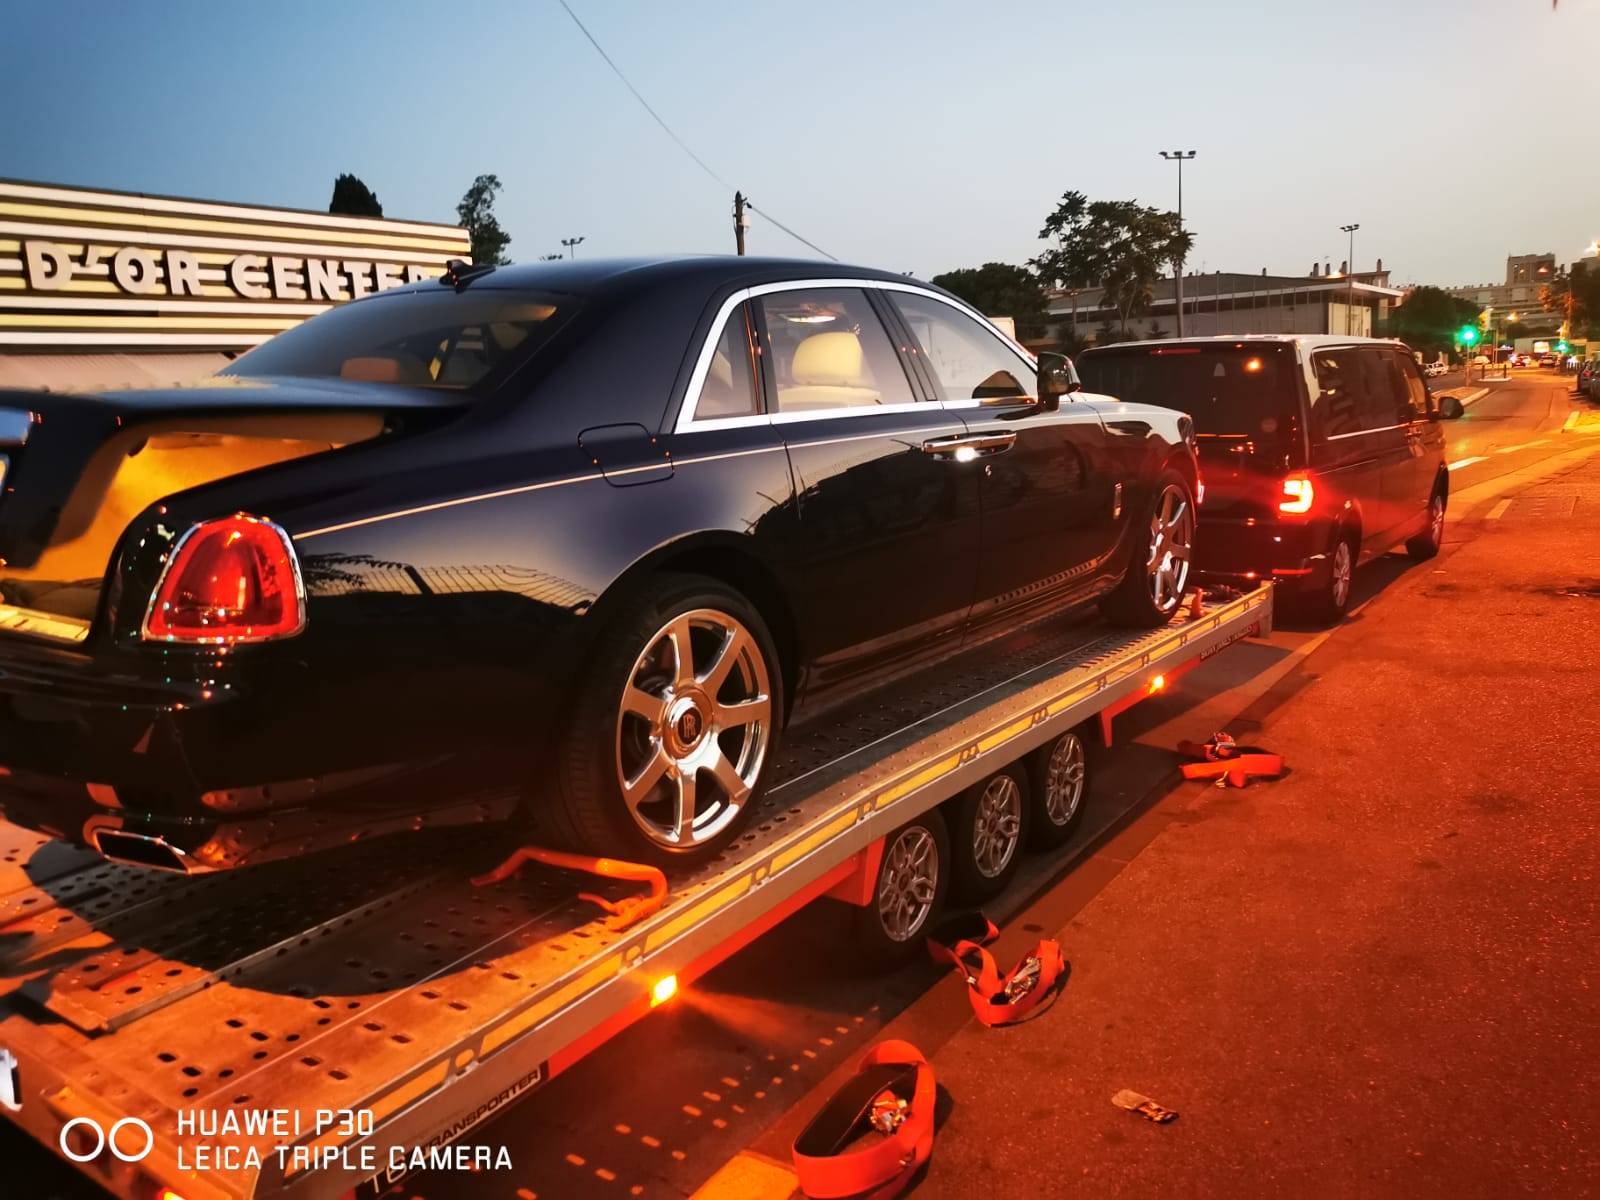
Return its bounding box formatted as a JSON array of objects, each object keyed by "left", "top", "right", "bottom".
[
  {"left": 340, "top": 355, "right": 432, "bottom": 385},
  {"left": 792, "top": 332, "right": 865, "bottom": 387}
]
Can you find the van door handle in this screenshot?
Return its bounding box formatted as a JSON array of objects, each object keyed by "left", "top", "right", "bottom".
[{"left": 920, "top": 432, "right": 1016, "bottom": 460}]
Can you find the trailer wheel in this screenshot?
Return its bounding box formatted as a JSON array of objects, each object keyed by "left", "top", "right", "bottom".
[
  {"left": 851, "top": 810, "right": 951, "bottom": 965},
  {"left": 948, "top": 764, "right": 1030, "bottom": 902},
  {"left": 1027, "top": 726, "right": 1092, "bottom": 850}
]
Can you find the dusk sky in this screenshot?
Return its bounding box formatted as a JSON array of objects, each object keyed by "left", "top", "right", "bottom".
[{"left": 4, "top": 0, "right": 1596, "bottom": 287}]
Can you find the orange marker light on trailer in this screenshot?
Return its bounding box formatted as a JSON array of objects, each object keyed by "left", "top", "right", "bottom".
[
  {"left": 651, "top": 975, "right": 678, "bottom": 1007},
  {"left": 1149, "top": 674, "right": 1166, "bottom": 693}
]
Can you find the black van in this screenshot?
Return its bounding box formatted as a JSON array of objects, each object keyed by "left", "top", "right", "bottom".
[{"left": 1078, "top": 336, "right": 1455, "bottom": 622}]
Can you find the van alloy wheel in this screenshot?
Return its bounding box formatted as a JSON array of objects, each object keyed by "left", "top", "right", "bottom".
[
  {"left": 615, "top": 608, "right": 772, "bottom": 849},
  {"left": 1330, "top": 539, "right": 1353, "bottom": 609},
  {"left": 1146, "top": 484, "right": 1194, "bottom": 611}
]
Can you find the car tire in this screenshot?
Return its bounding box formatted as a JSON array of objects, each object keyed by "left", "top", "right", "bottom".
[
  {"left": 948, "top": 764, "right": 1030, "bottom": 903},
  {"left": 1099, "top": 469, "right": 1195, "bottom": 628},
  {"left": 549, "top": 572, "right": 783, "bottom": 866},
  {"left": 850, "top": 809, "right": 952, "bottom": 966},
  {"left": 1302, "top": 530, "right": 1356, "bottom": 625},
  {"left": 1406, "top": 489, "right": 1446, "bottom": 561},
  {"left": 1027, "top": 726, "right": 1093, "bottom": 850}
]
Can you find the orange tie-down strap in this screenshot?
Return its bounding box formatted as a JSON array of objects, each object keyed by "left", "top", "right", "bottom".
[
  {"left": 1176, "top": 733, "right": 1285, "bottom": 788},
  {"left": 925, "top": 912, "right": 1067, "bottom": 1028},
  {"left": 470, "top": 846, "right": 668, "bottom": 931},
  {"left": 792, "top": 1040, "right": 936, "bottom": 1200}
]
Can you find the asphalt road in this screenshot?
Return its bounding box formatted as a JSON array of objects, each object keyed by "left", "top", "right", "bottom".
[{"left": 6, "top": 371, "right": 1596, "bottom": 1200}]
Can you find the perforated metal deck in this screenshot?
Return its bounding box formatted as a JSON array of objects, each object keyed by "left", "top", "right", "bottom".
[{"left": 0, "top": 588, "right": 1270, "bottom": 1200}]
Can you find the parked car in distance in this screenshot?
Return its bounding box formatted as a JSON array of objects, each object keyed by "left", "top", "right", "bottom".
[
  {"left": 1583, "top": 359, "right": 1600, "bottom": 398},
  {"left": 1078, "top": 335, "right": 1452, "bottom": 624},
  {"left": 0, "top": 257, "right": 1200, "bottom": 872},
  {"left": 1538, "top": 354, "right": 1558, "bottom": 368},
  {"left": 1424, "top": 360, "right": 1448, "bottom": 378}
]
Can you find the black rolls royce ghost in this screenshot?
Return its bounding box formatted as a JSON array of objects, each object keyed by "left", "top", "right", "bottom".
[{"left": 0, "top": 257, "right": 1198, "bottom": 870}]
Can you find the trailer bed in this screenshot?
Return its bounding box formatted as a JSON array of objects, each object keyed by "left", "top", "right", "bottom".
[{"left": 0, "top": 586, "right": 1270, "bottom": 1200}]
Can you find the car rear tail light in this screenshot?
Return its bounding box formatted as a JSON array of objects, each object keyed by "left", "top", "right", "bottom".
[
  {"left": 142, "top": 515, "right": 306, "bottom": 644},
  {"left": 1278, "top": 475, "right": 1315, "bottom": 515}
]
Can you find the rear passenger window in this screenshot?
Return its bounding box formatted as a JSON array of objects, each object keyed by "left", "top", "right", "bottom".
[
  {"left": 756, "top": 288, "right": 917, "bottom": 413},
  {"left": 1312, "top": 350, "right": 1362, "bottom": 437},
  {"left": 692, "top": 303, "right": 760, "bottom": 420}
]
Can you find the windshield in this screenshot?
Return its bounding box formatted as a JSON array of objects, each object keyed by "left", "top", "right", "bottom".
[
  {"left": 1078, "top": 343, "right": 1300, "bottom": 444},
  {"left": 220, "top": 288, "right": 572, "bottom": 391}
]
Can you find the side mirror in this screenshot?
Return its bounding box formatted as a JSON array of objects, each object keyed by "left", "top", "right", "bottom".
[
  {"left": 1037, "top": 351, "right": 1082, "bottom": 408},
  {"left": 1438, "top": 396, "right": 1464, "bottom": 420}
]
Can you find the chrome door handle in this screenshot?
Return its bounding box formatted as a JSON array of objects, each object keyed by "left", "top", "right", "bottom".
[{"left": 920, "top": 431, "right": 1016, "bottom": 460}]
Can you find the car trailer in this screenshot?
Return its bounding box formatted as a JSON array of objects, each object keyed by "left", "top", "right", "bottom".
[{"left": 0, "top": 586, "right": 1270, "bottom": 1200}]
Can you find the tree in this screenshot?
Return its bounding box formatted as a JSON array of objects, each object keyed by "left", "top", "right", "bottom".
[
  {"left": 1387, "top": 285, "right": 1481, "bottom": 354},
  {"left": 329, "top": 174, "right": 383, "bottom": 217},
  {"left": 457, "top": 174, "right": 512, "bottom": 265},
  {"left": 930, "top": 262, "right": 1049, "bottom": 339},
  {"left": 1542, "top": 261, "right": 1600, "bottom": 337},
  {"left": 1030, "top": 191, "right": 1191, "bottom": 336}
]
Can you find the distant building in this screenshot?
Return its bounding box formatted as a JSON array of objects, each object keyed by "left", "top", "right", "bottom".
[
  {"left": 1444, "top": 253, "right": 1562, "bottom": 336},
  {"left": 1042, "top": 261, "right": 1402, "bottom": 347}
]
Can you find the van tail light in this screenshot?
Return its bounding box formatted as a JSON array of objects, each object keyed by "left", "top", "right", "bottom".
[
  {"left": 142, "top": 515, "right": 306, "bottom": 644},
  {"left": 1278, "top": 474, "right": 1315, "bottom": 515}
]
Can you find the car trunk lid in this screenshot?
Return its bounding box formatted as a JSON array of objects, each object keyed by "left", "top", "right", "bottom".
[{"left": 0, "top": 376, "right": 460, "bottom": 642}]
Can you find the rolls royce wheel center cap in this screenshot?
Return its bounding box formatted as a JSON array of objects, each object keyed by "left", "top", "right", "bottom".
[{"left": 665, "top": 694, "right": 708, "bottom": 755}]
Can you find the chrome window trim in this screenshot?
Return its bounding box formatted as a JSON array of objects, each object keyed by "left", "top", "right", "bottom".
[
  {"left": 673, "top": 279, "right": 1035, "bottom": 435},
  {"left": 1325, "top": 423, "right": 1406, "bottom": 441}
]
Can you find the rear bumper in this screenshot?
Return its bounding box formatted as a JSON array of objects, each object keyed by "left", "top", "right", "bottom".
[{"left": 1193, "top": 515, "right": 1336, "bottom": 591}]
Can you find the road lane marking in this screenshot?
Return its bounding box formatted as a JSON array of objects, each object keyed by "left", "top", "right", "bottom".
[
  {"left": 1487, "top": 499, "right": 1513, "bottom": 520},
  {"left": 1496, "top": 439, "right": 1550, "bottom": 454},
  {"left": 1459, "top": 388, "right": 1490, "bottom": 407},
  {"left": 1448, "top": 456, "right": 1486, "bottom": 471}
]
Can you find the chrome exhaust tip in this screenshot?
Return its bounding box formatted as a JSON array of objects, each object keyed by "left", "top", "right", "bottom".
[{"left": 83, "top": 819, "right": 195, "bottom": 874}]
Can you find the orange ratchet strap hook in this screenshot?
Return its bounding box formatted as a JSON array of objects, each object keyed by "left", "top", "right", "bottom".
[
  {"left": 926, "top": 912, "right": 1066, "bottom": 1027},
  {"left": 471, "top": 846, "right": 668, "bottom": 931},
  {"left": 1177, "top": 731, "right": 1285, "bottom": 788},
  {"left": 792, "top": 1040, "right": 936, "bottom": 1200}
]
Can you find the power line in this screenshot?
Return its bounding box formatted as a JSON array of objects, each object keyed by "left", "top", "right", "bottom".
[{"left": 555, "top": 0, "right": 837, "bottom": 261}]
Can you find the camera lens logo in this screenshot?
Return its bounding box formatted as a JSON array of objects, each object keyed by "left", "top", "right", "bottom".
[{"left": 59, "top": 1116, "right": 154, "bottom": 1163}]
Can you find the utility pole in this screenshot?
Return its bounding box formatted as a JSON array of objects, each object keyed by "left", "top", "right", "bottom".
[
  {"left": 1340, "top": 223, "right": 1360, "bottom": 334},
  {"left": 733, "top": 192, "right": 748, "bottom": 256},
  {"left": 1159, "top": 151, "right": 1196, "bottom": 336},
  {"left": 561, "top": 236, "right": 585, "bottom": 259}
]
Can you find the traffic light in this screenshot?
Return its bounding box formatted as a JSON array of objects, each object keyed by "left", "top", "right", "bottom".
[
  {"left": 1557, "top": 340, "right": 1570, "bottom": 353},
  {"left": 1458, "top": 326, "right": 1479, "bottom": 346}
]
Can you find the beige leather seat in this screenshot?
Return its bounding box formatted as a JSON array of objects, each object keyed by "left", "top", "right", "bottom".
[{"left": 778, "top": 332, "right": 883, "bottom": 411}]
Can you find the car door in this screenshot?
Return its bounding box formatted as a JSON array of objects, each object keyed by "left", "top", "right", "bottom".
[
  {"left": 750, "top": 284, "right": 981, "bottom": 711},
  {"left": 1387, "top": 349, "right": 1443, "bottom": 540},
  {"left": 1307, "top": 345, "right": 1393, "bottom": 557},
  {"left": 883, "top": 289, "right": 1116, "bottom": 633}
]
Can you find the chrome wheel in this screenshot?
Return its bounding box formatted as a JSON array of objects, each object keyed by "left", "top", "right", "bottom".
[
  {"left": 878, "top": 825, "right": 938, "bottom": 942},
  {"left": 1429, "top": 495, "right": 1445, "bottom": 547},
  {"left": 1147, "top": 484, "right": 1194, "bottom": 612},
  {"left": 1042, "top": 734, "right": 1087, "bottom": 828},
  {"left": 1330, "top": 539, "right": 1353, "bottom": 609},
  {"left": 971, "top": 774, "right": 1023, "bottom": 879},
  {"left": 615, "top": 608, "right": 772, "bottom": 849}
]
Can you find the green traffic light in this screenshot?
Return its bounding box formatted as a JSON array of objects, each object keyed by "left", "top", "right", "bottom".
[
  {"left": 1459, "top": 326, "right": 1479, "bottom": 345},
  {"left": 1556, "top": 341, "right": 1569, "bottom": 353}
]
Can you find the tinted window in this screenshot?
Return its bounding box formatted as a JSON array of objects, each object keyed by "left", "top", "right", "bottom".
[
  {"left": 223, "top": 289, "right": 568, "bottom": 391},
  {"left": 889, "top": 292, "right": 1033, "bottom": 400},
  {"left": 693, "top": 303, "right": 760, "bottom": 419},
  {"left": 1312, "top": 349, "right": 1365, "bottom": 437},
  {"left": 1359, "top": 348, "right": 1407, "bottom": 428},
  {"left": 756, "top": 289, "right": 916, "bottom": 413},
  {"left": 1395, "top": 352, "right": 1430, "bottom": 419},
  {"left": 1078, "top": 344, "right": 1298, "bottom": 448}
]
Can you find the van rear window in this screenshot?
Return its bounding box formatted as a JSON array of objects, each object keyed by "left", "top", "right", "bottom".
[{"left": 1077, "top": 344, "right": 1298, "bottom": 441}]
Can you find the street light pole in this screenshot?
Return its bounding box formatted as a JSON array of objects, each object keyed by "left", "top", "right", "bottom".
[
  {"left": 1160, "top": 150, "right": 1196, "bottom": 337},
  {"left": 1340, "top": 223, "right": 1360, "bottom": 334},
  {"left": 561, "top": 236, "right": 586, "bottom": 259}
]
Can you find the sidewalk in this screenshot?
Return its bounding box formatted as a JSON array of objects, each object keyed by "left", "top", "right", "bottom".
[{"left": 914, "top": 454, "right": 1600, "bottom": 1195}]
